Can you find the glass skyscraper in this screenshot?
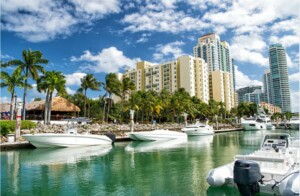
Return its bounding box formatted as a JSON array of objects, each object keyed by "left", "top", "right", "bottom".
[{"left": 268, "top": 44, "right": 291, "bottom": 112}]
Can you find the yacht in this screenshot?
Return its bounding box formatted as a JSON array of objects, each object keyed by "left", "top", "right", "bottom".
[
  {"left": 181, "top": 120, "right": 214, "bottom": 136},
  {"left": 127, "top": 129, "right": 187, "bottom": 141},
  {"left": 287, "top": 117, "right": 300, "bottom": 130},
  {"left": 206, "top": 133, "right": 300, "bottom": 195},
  {"left": 241, "top": 108, "right": 275, "bottom": 131},
  {"left": 22, "top": 128, "right": 115, "bottom": 148}
]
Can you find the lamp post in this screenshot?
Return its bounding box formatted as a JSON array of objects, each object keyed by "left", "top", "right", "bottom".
[
  {"left": 183, "top": 113, "right": 188, "bottom": 126},
  {"left": 130, "top": 110, "right": 135, "bottom": 132},
  {"left": 15, "top": 102, "right": 23, "bottom": 141},
  {"left": 215, "top": 115, "right": 218, "bottom": 130}
]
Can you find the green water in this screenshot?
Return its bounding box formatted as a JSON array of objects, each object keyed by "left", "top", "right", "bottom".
[{"left": 1, "top": 130, "right": 298, "bottom": 196}]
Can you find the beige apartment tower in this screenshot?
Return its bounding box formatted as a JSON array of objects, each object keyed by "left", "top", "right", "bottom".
[{"left": 119, "top": 55, "right": 210, "bottom": 103}]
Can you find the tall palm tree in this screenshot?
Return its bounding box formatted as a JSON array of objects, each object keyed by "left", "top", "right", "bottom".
[
  {"left": 104, "top": 73, "right": 121, "bottom": 122},
  {"left": 37, "top": 71, "right": 66, "bottom": 124},
  {"left": 5, "top": 49, "right": 48, "bottom": 120},
  {"left": 78, "top": 74, "right": 102, "bottom": 117},
  {"left": 0, "top": 71, "right": 30, "bottom": 120}
]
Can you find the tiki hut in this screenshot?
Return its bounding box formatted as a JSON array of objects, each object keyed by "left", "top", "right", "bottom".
[
  {"left": 0, "top": 103, "right": 11, "bottom": 119},
  {"left": 25, "top": 96, "right": 80, "bottom": 120}
]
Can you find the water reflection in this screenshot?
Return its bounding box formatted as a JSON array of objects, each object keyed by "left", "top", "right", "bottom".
[
  {"left": 186, "top": 135, "right": 214, "bottom": 148},
  {"left": 125, "top": 139, "right": 187, "bottom": 153},
  {"left": 21, "top": 145, "right": 113, "bottom": 165}
]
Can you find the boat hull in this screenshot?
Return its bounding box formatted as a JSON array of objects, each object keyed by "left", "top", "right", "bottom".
[
  {"left": 181, "top": 128, "right": 214, "bottom": 136},
  {"left": 242, "top": 123, "right": 266, "bottom": 131},
  {"left": 22, "top": 134, "right": 112, "bottom": 148},
  {"left": 127, "top": 130, "right": 187, "bottom": 141}
]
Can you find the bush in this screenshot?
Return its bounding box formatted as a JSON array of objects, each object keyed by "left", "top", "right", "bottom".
[{"left": 0, "top": 120, "right": 36, "bottom": 135}]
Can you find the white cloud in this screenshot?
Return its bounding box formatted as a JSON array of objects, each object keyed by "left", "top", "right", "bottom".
[
  {"left": 289, "top": 72, "right": 300, "bottom": 83},
  {"left": 290, "top": 90, "right": 300, "bottom": 113},
  {"left": 122, "top": 5, "right": 210, "bottom": 34},
  {"left": 71, "top": 47, "right": 141, "bottom": 73},
  {"left": 235, "top": 65, "right": 262, "bottom": 89},
  {"left": 1, "top": 0, "right": 121, "bottom": 42},
  {"left": 0, "top": 96, "right": 22, "bottom": 103},
  {"left": 231, "top": 34, "right": 269, "bottom": 67},
  {"left": 64, "top": 72, "right": 86, "bottom": 86},
  {"left": 269, "top": 35, "right": 299, "bottom": 48},
  {"left": 136, "top": 33, "right": 151, "bottom": 43},
  {"left": 66, "top": 87, "right": 76, "bottom": 95},
  {"left": 153, "top": 41, "right": 185, "bottom": 62}
]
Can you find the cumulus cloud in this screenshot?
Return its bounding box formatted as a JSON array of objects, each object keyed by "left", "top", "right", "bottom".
[
  {"left": 64, "top": 72, "right": 86, "bottom": 86},
  {"left": 290, "top": 90, "right": 300, "bottom": 113},
  {"left": 1, "top": 0, "right": 121, "bottom": 42},
  {"left": 269, "top": 35, "right": 299, "bottom": 48},
  {"left": 0, "top": 96, "right": 22, "bottom": 103},
  {"left": 235, "top": 65, "right": 262, "bottom": 89},
  {"left": 153, "top": 41, "right": 186, "bottom": 62},
  {"left": 230, "top": 34, "right": 269, "bottom": 67},
  {"left": 66, "top": 87, "right": 76, "bottom": 95},
  {"left": 122, "top": 2, "right": 210, "bottom": 34},
  {"left": 71, "top": 47, "right": 141, "bottom": 73},
  {"left": 136, "top": 33, "right": 151, "bottom": 43},
  {"left": 289, "top": 72, "right": 300, "bottom": 83}
]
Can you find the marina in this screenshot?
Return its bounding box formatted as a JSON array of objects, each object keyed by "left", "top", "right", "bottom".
[{"left": 1, "top": 129, "right": 298, "bottom": 195}]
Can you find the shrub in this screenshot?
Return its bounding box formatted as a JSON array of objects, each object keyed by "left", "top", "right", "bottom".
[{"left": 0, "top": 120, "right": 37, "bottom": 135}]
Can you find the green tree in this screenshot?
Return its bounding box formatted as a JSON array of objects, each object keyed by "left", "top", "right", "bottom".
[
  {"left": 37, "top": 71, "right": 66, "bottom": 124},
  {"left": 103, "top": 73, "right": 121, "bottom": 122},
  {"left": 237, "top": 102, "right": 250, "bottom": 117},
  {"left": 0, "top": 71, "right": 30, "bottom": 120},
  {"left": 4, "top": 49, "right": 48, "bottom": 120},
  {"left": 78, "top": 74, "right": 102, "bottom": 117}
]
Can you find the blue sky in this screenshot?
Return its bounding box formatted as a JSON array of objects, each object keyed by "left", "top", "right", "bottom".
[{"left": 1, "top": 0, "right": 299, "bottom": 112}]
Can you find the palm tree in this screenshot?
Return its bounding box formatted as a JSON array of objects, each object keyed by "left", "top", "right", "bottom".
[
  {"left": 5, "top": 49, "right": 48, "bottom": 120},
  {"left": 113, "top": 77, "right": 135, "bottom": 121},
  {"left": 78, "top": 74, "right": 102, "bottom": 117},
  {"left": 104, "top": 73, "right": 121, "bottom": 122},
  {"left": 0, "top": 71, "right": 30, "bottom": 120},
  {"left": 37, "top": 71, "right": 66, "bottom": 124}
]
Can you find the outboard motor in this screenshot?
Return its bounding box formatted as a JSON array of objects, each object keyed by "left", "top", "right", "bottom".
[
  {"left": 104, "top": 133, "right": 116, "bottom": 143},
  {"left": 233, "top": 160, "right": 262, "bottom": 196}
]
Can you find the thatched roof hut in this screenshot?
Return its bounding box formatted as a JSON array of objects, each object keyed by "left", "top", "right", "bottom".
[{"left": 26, "top": 96, "right": 80, "bottom": 112}]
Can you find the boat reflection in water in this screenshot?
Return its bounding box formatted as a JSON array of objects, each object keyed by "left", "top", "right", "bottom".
[
  {"left": 125, "top": 139, "right": 187, "bottom": 153},
  {"left": 186, "top": 135, "right": 214, "bottom": 148},
  {"left": 21, "top": 145, "right": 113, "bottom": 165}
]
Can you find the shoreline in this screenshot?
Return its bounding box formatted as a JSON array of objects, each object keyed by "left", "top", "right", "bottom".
[{"left": 0, "top": 127, "right": 243, "bottom": 150}]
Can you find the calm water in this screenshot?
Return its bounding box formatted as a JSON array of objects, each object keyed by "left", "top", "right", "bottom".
[{"left": 1, "top": 129, "right": 299, "bottom": 196}]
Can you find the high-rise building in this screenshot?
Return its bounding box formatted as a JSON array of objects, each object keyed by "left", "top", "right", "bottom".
[
  {"left": 268, "top": 44, "right": 291, "bottom": 112},
  {"left": 120, "top": 55, "right": 210, "bottom": 103},
  {"left": 193, "top": 33, "right": 235, "bottom": 110},
  {"left": 262, "top": 69, "right": 273, "bottom": 104},
  {"left": 243, "top": 89, "right": 263, "bottom": 105},
  {"left": 236, "top": 86, "right": 262, "bottom": 104}
]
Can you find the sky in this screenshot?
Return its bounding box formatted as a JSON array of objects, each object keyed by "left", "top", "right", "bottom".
[{"left": 1, "top": 0, "right": 299, "bottom": 112}]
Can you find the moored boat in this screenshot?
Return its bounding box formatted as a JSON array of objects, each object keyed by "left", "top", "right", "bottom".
[
  {"left": 22, "top": 128, "right": 115, "bottom": 148},
  {"left": 127, "top": 129, "right": 187, "bottom": 141},
  {"left": 181, "top": 120, "right": 214, "bottom": 136},
  {"left": 206, "top": 133, "right": 300, "bottom": 195},
  {"left": 287, "top": 117, "right": 300, "bottom": 130},
  {"left": 241, "top": 108, "right": 275, "bottom": 131}
]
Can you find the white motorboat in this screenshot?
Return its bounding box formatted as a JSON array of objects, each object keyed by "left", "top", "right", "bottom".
[
  {"left": 22, "top": 145, "right": 112, "bottom": 165},
  {"left": 287, "top": 117, "right": 300, "bottom": 130},
  {"left": 125, "top": 139, "right": 186, "bottom": 153},
  {"left": 22, "top": 128, "right": 115, "bottom": 148},
  {"left": 241, "top": 108, "right": 275, "bottom": 131},
  {"left": 127, "top": 129, "right": 187, "bottom": 141},
  {"left": 206, "top": 133, "right": 300, "bottom": 195},
  {"left": 181, "top": 120, "right": 214, "bottom": 136}
]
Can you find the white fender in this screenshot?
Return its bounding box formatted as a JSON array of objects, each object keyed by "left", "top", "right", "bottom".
[
  {"left": 206, "top": 163, "right": 233, "bottom": 187},
  {"left": 279, "top": 170, "right": 299, "bottom": 195}
]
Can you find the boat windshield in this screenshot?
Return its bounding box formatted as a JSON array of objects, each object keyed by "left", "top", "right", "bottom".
[{"left": 261, "top": 134, "right": 290, "bottom": 149}]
